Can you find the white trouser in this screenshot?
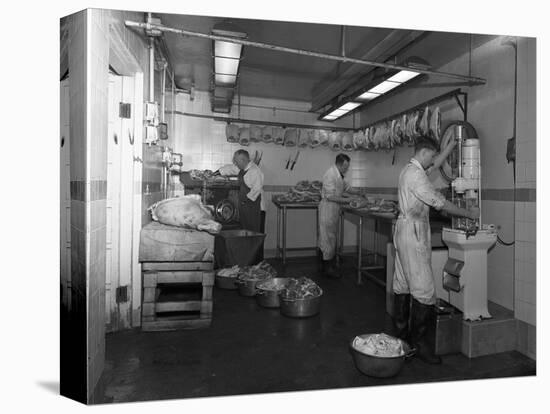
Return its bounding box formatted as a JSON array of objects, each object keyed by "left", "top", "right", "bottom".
[{"left": 392, "top": 217, "right": 436, "bottom": 305}]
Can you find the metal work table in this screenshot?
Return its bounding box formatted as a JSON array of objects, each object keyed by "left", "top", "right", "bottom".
[
  {"left": 272, "top": 199, "right": 319, "bottom": 265},
  {"left": 337, "top": 207, "right": 397, "bottom": 286},
  {"left": 337, "top": 207, "right": 451, "bottom": 286}
]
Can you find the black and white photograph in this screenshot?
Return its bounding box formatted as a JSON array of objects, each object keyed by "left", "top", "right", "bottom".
[{"left": 3, "top": 1, "right": 548, "bottom": 412}]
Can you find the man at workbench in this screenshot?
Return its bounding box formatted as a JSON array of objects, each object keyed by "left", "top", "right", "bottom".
[
  {"left": 219, "top": 150, "right": 266, "bottom": 260},
  {"left": 392, "top": 135, "right": 479, "bottom": 364},
  {"left": 318, "top": 153, "right": 362, "bottom": 278}
]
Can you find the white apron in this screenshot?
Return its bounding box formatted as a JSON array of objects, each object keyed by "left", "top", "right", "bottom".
[
  {"left": 318, "top": 165, "right": 350, "bottom": 260},
  {"left": 392, "top": 159, "right": 446, "bottom": 305}
]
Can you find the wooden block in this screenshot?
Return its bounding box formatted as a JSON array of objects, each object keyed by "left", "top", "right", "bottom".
[
  {"left": 142, "top": 303, "right": 156, "bottom": 317},
  {"left": 142, "top": 262, "right": 214, "bottom": 272},
  {"left": 143, "top": 272, "right": 158, "bottom": 288},
  {"left": 200, "top": 300, "right": 213, "bottom": 316},
  {"left": 157, "top": 271, "right": 203, "bottom": 284},
  {"left": 202, "top": 286, "right": 213, "bottom": 301},
  {"left": 141, "top": 318, "right": 211, "bottom": 331},
  {"left": 143, "top": 287, "right": 157, "bottom": 303},
  {"left": 155, "top": 301, "right": 201, "bottom": 313},
  {"left": 142, "top": 315, "right": 156, "bottom": 322},
  {"left": 201, "top": 271, "right": 215, "bottom": 287}
]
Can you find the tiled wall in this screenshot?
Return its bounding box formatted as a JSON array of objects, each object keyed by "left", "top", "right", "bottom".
[
  {"left": 169, "top": 91, "right": 363, "bottom": 252},
  {"left": 62, "top": 10, "right": 88, "bottom": 403},
  {"left": 87, "top": 9, "right": 110, "bottom": 402},
  {"left": 514, "top": 36, "right": 536, "bottom": 357},
  {"left": 61, "top": 7, "right": 172, "bottom": 402}
]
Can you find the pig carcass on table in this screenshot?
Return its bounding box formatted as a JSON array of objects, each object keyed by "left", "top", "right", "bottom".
[{"left": 149, "top": 194, "right": 222, "bottom": 234}]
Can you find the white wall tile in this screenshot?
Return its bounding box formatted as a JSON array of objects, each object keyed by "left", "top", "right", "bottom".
[{"left": 524, "top": 202, "right": 536, "bottom": 223}]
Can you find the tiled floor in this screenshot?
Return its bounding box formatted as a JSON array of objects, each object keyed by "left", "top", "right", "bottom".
[{"left": 101, "top": 257, "right": 536, "bottom": 404}]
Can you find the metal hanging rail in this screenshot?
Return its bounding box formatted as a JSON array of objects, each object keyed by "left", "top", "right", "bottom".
[
  {"left": 125, "top": 20, "right": 487, "bottom": 85},
  {"left": 359, "top": 88, "right": 468, "bottom": 130},
  {"left": 167, "top": 111, "right": 355, "bottom": 132}
]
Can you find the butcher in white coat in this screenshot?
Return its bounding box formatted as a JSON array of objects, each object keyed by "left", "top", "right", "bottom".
[{"left": 318, "top": 153, "right": 362, "bottom": 278}]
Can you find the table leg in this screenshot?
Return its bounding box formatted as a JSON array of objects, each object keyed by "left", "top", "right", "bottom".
[
  {"left": 282, "top": 207, "right": 287, "bottom": 265},
  {"left": 373, "top": 219, "right": 378, "bottom": 266},
  {"left": 357, "top": 216, "right": 363, "bottom": 285},
  {"left": 338, "top": 210, "right": 344, "bottom": 266},
  {"left": 276, "top": 207, "right": 281, "bottom": 259}
]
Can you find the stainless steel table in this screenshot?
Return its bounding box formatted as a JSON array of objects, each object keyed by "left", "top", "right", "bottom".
[
  {"left": 337, "top": 207, "right": 397, "bottom": 286},
  {"left": 272, "top": 199, "right": 319, "bottom": 265}
]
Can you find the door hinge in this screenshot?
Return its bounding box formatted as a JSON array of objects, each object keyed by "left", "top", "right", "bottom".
[
  {"left": 116, "top": 285, "right": 129, "bottom": 303},
  {"left": 119, "top": 102, "right": 132, "bottom": 119}
]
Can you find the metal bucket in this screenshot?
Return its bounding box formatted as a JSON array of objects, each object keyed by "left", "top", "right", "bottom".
[
  {"left": 237, "top": 278, "right": 260, "bottom": 297},
  {"left": 215, "top": 274, "right": 238, "bottom": 290},
  {"left": 279, "top": 291, "right": 322, "bottom": 318},
  {"left": 349, "top": 334, "right": 414, "bottom": 378},
  {"left": 256, "top": 278, "right": 289, "bottom": 308}
]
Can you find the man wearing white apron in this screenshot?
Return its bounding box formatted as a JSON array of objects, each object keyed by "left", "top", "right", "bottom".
[
  {"left": 318, "top": 154, "right": 362, "bottom": 278},
  {"left": 393, "top": 136, "right": 479, "bottom": 364}
]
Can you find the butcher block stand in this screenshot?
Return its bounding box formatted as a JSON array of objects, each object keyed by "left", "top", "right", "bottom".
[{"left": 139, "top": 222, "right": 215, "bottom": 331}]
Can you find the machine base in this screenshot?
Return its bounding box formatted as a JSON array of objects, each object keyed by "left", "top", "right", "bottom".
[{"left": 461, "top": 301, "right": 517, "bottom": 358}]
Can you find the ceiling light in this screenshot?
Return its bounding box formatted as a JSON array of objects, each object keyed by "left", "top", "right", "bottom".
[
  {"left": 338, "top": 102, "right": 362, "bottom": 111},
  {"left": 357, "top": 91, "right": 380, "bottom": 101},
  {"left": 368, "top": 80, "right": 401, "bottom": 94},
  {"left": 386, "top": 70, "right": 420, "bottom": 83},
  {"left": 211, "top": 21, "right": 247, "bottom": 113},
  {"left": 319, "top": 57, "right": 428, "bottom": 122}
]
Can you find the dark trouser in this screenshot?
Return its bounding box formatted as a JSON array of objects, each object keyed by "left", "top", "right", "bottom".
[
  {"left": 257, "top": 211, "right": 266, "bottom": 261},
  {"left": 239, "top": 200, "right": 261, "bottom": 232}
]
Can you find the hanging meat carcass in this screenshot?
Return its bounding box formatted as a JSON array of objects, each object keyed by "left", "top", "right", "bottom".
[
  {"left": 328, "top": 131, "right": 343, "bottom": 151},
  {"left": 361, "top": 128, "right": 371, "bottom": 150},
  {"left": 342, "top": 132, "right": 354, "bottom": 151},
  {"left": 309, "top": 129, "right": 322, "bottom": 148},
  {"left": 149, "top": 195, "right": 222, "bottom": 234},
  {"left": 261, "top": 125, "right": 273, "bottom": 143},
  {"left": 429, "top": 106, "right": 442, "bottom": 142},
  {"left": 419, "top": 106, "right": 430, "bottom": 135},
  {"left": 284, "top": 128, "right": 298, "bottom": 147},
  {"left": 273, "top": 127, "right": 285, "bottom": 145},
  {"left": 249, "top": 125, "right": 262, "bottom": 142},
  {"left": 353, "top": 130, "right": 366, "bottom": 149},
  {"left": 318, "top": 130, "right": 330, "bottom": 146},
  {"left": 298, "top": 129, "right": 310, "bottom": 148},
  {"left": 226, "top": 124, "right": 240, "bottom": 143},
  {"left": 238, "top": 127, "right": 250, "bottom": 146}
]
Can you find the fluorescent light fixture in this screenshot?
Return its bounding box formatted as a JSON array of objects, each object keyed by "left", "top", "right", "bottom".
[
  {"left": 215, "top": 74, "right": 237, "bottom": 84},
  {"left": 357, "top": 91, "right": 380, "bottom": 100},
  {"left": 215, "top": 41, "right": 242, "bottom": 59},
  {"left": 320, "top": 58, "right": 427, "bottom": 122},
  {"left": 338, "top": 102, "right": 362, "bottom": 111},
  {"left": 368, "top": 80, "right": 401, "bottom": 94},
  {"left": 387, "top": 70, "right": 420, "bottom": 83},
  {"left": 214, "top": 57, "right": 240, "bottom": 76},
  {"left": 211, "top": 22, "right": 246, "bottom": 113},
  {"left": 328, "top": 109, "right": 349, "bottom": 117}
]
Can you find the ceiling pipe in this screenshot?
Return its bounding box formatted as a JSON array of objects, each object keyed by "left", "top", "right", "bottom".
[
  {"left": 125, "top": 20, "right": 487, "bottom": 85},
  {"left": 169, "top": 111, "right": 355, "bottom": 132}
]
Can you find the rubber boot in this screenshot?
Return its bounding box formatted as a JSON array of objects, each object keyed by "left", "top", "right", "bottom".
[
  {"left": 392, "top": 293, "right": 411, "bottom": 340},
  {"left": 410, "top": 298, "right": 441, "bottom": 365},
  {"left": 323, "top": 259, "right": 340, "bottom": 279}
]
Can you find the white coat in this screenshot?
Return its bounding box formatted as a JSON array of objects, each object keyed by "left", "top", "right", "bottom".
[
  {"left": 393, "top": 158, "right": 446, "bottom": 305},
  {"left": 318, "top": 165, "right": 350, "bottom": 260}
]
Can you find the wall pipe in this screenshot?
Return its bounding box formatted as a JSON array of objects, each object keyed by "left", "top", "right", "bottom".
[
  {"left": 161, "top": 61, "right": 167, "bottom": 123},
  {"left": 148, "top": 37, "right": 155, "bottom": 102},
  {"left": 124, "top": 20, "right": 487, "bottom": 85}
]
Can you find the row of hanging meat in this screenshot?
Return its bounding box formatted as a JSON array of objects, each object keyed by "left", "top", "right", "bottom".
[{"left": 225, "top": 106, "right": 441, "bottom": 151}]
